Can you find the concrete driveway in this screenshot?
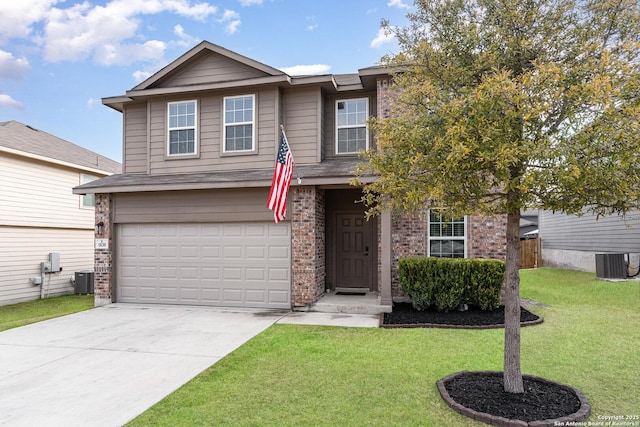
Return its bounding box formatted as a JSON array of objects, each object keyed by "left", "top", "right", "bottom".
[{"left": 0, "top": 304, "right": 287, "bottom": 427}]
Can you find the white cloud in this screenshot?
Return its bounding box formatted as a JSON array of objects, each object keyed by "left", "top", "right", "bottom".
[
  {"left": 279, "top": 64, "right": 331, "bottom": 76},
  {"left": 0, "top": 0, "right": 58, "bottom": 40},
  {"left": 30, "top": 0, "right": 217, "bottom": 65},
  {"left": 306, "top": 24, "right": 318, "bottom": 31},
  {"left": 370, "top": 27, "right": 395, "bottom": 48},
  {"left": 93, "top": 40, "right": 167, "bottom": 66},
  {"left": 0, "top": 50, "right": 30, "bottom": 80},
  {"left": 220, "top": 9, "right": 241, "bottom": 34},
  {"left": 173, "top": 24, "right": 200, "bottom": 47},
  {"left": 238, "top": 0, "right": 262, "bottom": 5},
  {"left": 366, "top": 8, "right": 378, "bottom": 15},
  {"left": 87, "top": 97, "right": 99, "bottom": 108},
  {"left": 133, "top": 70, "right": 153, "bottom": 82},
  {"left": 387, "top": 0, "right": 410, "bottom": 9},
  {"left": 0, "top": 94, "right": 24, "bottom": 110}
]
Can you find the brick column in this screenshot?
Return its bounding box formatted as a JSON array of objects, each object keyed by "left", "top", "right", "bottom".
[
  {"left": 391, "top": 212, "right": 428, "bottom": 298},
  {"left": 291, "top": 186, "right": 325, "bottom": 307},
  {"left": 94, "top": 193, "right": 114, "bottom": 306}
]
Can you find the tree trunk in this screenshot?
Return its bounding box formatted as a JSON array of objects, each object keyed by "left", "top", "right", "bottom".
[{"left": 503, "top": 209, "right": 524, "bottom": 393}]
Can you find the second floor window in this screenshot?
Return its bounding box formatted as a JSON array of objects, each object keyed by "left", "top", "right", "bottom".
[
  {"left": 428, "top": 210, "right": 467, "bottom": 258},
  {"left": 80, "top": 174, "right": 97, "bottom": 208},
  {"left": 168, "top": 100, "right": 197, "bottom": 156},
  {"left": 224, "top": 94, "right": 255, "bottom": 152},
  {"left": 336, "top": 98, "right": 368, "bottom": 154}
]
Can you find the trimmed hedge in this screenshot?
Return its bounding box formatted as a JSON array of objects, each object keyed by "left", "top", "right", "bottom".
[{"left": 398, "top": 257, "right": 505, "bottom": 311}]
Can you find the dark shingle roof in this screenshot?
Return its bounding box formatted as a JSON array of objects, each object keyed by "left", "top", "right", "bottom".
[
  {"left": 74, "top": 157, "right": 373, "bottom": 194},
  {"left": 0, "top": 120, "right": 121, "bottom": 174}
]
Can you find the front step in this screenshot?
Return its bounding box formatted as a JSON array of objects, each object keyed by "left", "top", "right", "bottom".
[{"left": 299, "top": 292, "right": 392, "bottom": 315}]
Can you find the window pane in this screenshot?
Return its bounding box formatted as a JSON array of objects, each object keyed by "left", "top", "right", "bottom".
[
  {"left": 225, "top": 124, "right": 253, "bottom": 151},
  {"left": 428, "top": 210, "right": 466, "bottom": 258},
  {"left": 430, "top": 239, "right": 465, "bottom": 258},
  {"left": 169, "top": 129, "right": 195, "bottom": 154}
]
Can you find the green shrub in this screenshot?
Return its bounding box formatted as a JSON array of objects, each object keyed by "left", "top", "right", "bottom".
[{"left": 398, "top": 257, "right": 505, "bottom": 311}]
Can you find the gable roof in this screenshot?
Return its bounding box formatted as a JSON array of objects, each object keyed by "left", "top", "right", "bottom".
[
  {"left": 132, "top": 41, "right": 286, "bottom": 91},
  {"left": 103, "top": 41, "right": 389, "bottom": 112},
  {"left": 0, "top": 121, "right": 121, "bottom": 175}
]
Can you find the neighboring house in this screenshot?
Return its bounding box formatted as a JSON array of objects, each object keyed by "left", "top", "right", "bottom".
[
  {"left": 540, "top": 209, "right": 640, "bottom": 273},
  {"left": 0, "top": 121, "right": 121, "bottom": 305},
  {"left": 520, "top": 210, "right": 539, "bottom": 239},
  {"left": 74, "top": 41, "right": 506, "bottom": 310}
]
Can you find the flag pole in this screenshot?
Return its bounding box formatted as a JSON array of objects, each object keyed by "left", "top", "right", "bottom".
[{"left": 280, "top": 124, "right": 294, "bottom": 163}]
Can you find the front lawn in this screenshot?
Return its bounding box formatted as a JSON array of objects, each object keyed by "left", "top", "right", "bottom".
[
  {"left": 129, "top": 268, "right": 639, "bottom": 426},
  {"left": 0, "top": 294, "right": 94, "bottom": 332}
]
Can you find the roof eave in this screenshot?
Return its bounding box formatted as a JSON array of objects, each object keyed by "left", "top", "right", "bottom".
[{"left": 125, "top": 75, "right": 292, "bottom": 98}]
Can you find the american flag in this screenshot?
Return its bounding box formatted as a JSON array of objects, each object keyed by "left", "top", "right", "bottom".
[{"left": 267, "top": 130, "right": 294, "bottom": 223}]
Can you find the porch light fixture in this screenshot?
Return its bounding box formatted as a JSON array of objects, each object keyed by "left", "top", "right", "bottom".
[{"left": 95, "top": 221, "right": 104, "bottom": 235}]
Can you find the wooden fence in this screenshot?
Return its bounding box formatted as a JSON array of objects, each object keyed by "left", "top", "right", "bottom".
[{"left": 520, "top": 238, "right": 541, "bottom": 269}]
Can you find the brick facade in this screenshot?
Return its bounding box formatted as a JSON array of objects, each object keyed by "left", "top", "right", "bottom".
[
  {"left": 468, "top": 214, "right": 507, "bottom": 259},
  {"left": 94, "top": 193, "right": 113, "bottom": 306},
  {"left": 290, "top": 186, "right": 326, "bottom": 307},
  {"left": 382, "top": 211, "right": 507, "bottom": 299}
]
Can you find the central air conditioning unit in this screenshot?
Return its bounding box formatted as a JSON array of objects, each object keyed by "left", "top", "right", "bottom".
[{"left": 595, "top": 253, "right": 627, "bottom": 279}]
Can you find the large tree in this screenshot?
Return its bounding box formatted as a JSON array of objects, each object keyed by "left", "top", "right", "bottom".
[{"left": 357, "top": 0, "right": 640, "bottom": 393}]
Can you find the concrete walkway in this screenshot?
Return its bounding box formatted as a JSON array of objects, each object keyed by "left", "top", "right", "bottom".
[{"left": 0, "top": 304, "right": 378, "bottom": 427}]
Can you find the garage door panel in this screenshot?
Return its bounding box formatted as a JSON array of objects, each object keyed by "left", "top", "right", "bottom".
[
  {"left": 223, "top": 246, "right": 243, "bottom": 259},
  {"left": 269, "top": 245, "right": 289, "bottom": 259},
  {"left": 245, "top": 290, "right": 265, "bottom": 303},
  {"left": 268, "top": 267, "right": 289, "bottom": 281},
  {"left": 269, "top": 290, "right": 289, "bottom": 304},
  {"left": 245, "top": 268, "right": 265, "bottom": 281},
  {"left": 117, "top": 223, "right": 290, "bottom": 308}
]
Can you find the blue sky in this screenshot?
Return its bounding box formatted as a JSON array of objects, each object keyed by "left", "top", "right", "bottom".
[{"left": 0, "top": 0, "right": 412, "bottom": 163}]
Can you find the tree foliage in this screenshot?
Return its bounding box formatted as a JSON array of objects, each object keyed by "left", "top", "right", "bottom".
[
  {"left": 358, "top": 0, "right": 640, "bottom": 218},
  {"left": 356, "top": 0, "right": 640, "bottom": 393}
]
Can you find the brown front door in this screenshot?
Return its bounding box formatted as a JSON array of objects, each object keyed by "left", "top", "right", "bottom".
[{"left": 335, "top": 213, "right": 375, "bottom": 291}]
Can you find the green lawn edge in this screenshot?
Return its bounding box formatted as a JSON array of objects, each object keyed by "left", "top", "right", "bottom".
[{"left": 0, "top": 294, "right": 94, "bottom": 332}]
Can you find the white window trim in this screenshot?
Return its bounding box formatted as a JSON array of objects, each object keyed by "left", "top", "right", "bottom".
[
  {"left": 223, "top": 94, "right": 256, "bottom": 153},
  {"left": 335, "top": 97, "right": 369, "bottom": 155},
  {"left": 79, "top": 174, "right": 97, "bottom": 209},
  {"left": 427, "top": 211, "right": 468, "bottom": 258},
  {"left": 167, "top": 100, "right": 198, "bottom": 157}
]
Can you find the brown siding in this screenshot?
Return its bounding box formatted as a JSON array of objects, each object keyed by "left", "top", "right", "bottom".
[
  {"left": 283, "top": 88, "right": 322, "bottom": 165},
  {"left": 114, "top": 188, "right": 278, "bottom": 223},
  {"left": 123, "top": 103, "right": 148, "bottom": 174},
  {"left": 159, "top": 52, "right": 267, "bottom": 87},
  {"left": 145, "top": 88, "right": 279, "bottom": 175}
]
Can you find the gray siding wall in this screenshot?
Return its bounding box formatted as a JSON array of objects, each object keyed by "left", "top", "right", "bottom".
[
  {"left": 283, "top": 87, "right": 322, "bottom": 165},
  {"left": 146, "top": 88, "right": 278, "bottom": 175},
  {"left": 122, "top": 86, "right": 328, "bottom": 175},
  {"left": 540, "top": 210, "right": 640, "bottom": 253},
  {"left": 114, "top": 188, "right": 279, "bottom": 223},
  {"left": 123, "top": 103, "right": 148, "bottom": 174},
  {"left": 160, "top": 53, "right": 266, "bottom": 87}
]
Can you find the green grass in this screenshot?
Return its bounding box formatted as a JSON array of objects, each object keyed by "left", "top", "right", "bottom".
[
  {"left": 0, "top": 294, "right": 94, "bottom": 331},
  {"left": 129, "top": 268, "right": 639, "bottom": 426}
]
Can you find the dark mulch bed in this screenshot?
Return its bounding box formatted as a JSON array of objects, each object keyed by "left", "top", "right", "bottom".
[
  {"left": 438, "top": 371, "right": 591, "bottom": 426},
  {"left": 381, "top": 303, "right": 542, "bottom": 328}
]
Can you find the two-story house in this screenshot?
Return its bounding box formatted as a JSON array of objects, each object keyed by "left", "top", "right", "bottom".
[
  {"left": 74, "top": 41, "right": 507, "bottom": 310},
  {"left": 1, "top": 120, "right": 121, "bottom": 305}
]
